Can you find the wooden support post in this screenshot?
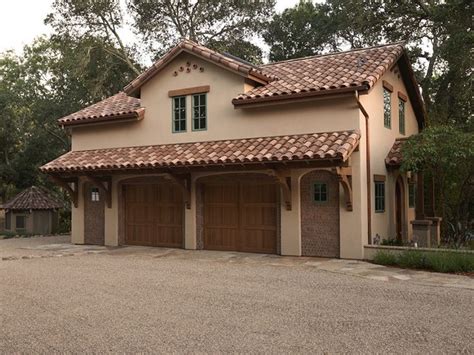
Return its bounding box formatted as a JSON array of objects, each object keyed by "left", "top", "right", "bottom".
[
  {"left": 162, "top": 173, "right": 191, "bottom": 209},
  {"left": 333, "top": 167, "right": 353, "bottom": 211},
  {"left": 84, "top": 175, "right": 112, "bottom": 208},
  {"left": 266, "top": 169, "right": 292, "bottom": 210},
  {"left": 49, "top": 176, "right": 79, "bottom": 208}
]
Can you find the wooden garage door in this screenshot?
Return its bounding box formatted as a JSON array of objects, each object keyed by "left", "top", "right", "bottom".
[
  {"left": 203, "top": 180, "right": 278, "bottom": 254},
  {"left": 124, "top": 183, "right": 183, "bottom": 247}
]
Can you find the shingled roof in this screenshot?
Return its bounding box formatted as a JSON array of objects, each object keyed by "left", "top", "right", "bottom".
[
  {"left": 233, "top": 43, "right": 404, "bottom": 104},
  {"left": 386, "top": 137, "right": 409, "bottom": 167},
  {"left": 1, "top": 186, "right": 63, "bottom": 210},
  {"left": 40, "top": 131, "right": 360, "bottom": 173},
  {"left": 58, "top": 92, "right": 144, "bottom": 127}
]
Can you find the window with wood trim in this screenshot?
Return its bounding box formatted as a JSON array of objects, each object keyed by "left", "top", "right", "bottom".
[
  {"left": 192, "top": 93, "right": 207, "bottom": 130},
  {"left": 91, "top": 187, "right": 100, "bottom": 202},
  {"left": 375, "top": 181, "right": 385, "bottom": 213},
  {"left": 399, "top": 99, "right": 406, "bottom": 135},
  {"left": 383, "top": 88, "right": 391, "bottom": 128},
  {"left": 15, "top": 215, "right": 26, "bottom": 230},
  {"left": 408, "top": 183, "right": 416, "bottom": 208},
  {"left": 172, "top": 96, "right": 186, "bottom": 132},
  {"left": 313, "top": 182, "right": 328, "bottom": 203}
]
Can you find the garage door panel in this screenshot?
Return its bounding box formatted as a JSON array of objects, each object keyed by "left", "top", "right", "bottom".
[
  {"left": 124, "top": 183, "right": 184, "bottom": 248},
  {"left": 203, "top": 178, "right": 278, "bottom": 254}
]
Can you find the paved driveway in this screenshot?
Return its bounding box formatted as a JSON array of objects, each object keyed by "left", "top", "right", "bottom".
[{"left": 1, "top": 237, "right": 473, "bottom": 353}]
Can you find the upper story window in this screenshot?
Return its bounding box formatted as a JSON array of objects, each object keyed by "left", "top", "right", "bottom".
[
  {"left": 172, "top": 96, "right": 187, "bottom": 133},
  {"left": 192, "top": 93, "right": 207, "bottom": 131},
  {"left": 383, "top": 88, "right": 391, "bottom": 129},
  {"left": 399, "top": 97, "right": 406, "bottom": 135}
]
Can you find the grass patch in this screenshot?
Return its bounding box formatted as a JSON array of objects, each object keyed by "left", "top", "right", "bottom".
[{"left": 373, "top": 250, "right": 474, "bottom": 273}]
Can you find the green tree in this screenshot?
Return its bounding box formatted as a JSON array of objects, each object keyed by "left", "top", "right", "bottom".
[
  {"left": 401, "top": 126, "right": 474, "bottom": 244},
  {"left": 128, "top": 0, "right": 275, "bottom": 62}
]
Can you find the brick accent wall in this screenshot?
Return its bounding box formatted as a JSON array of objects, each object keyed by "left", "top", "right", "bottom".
[{"left": 300, "top": 170, "right": 340, "bottom": 257}]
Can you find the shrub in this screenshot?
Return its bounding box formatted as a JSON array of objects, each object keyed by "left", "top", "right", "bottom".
[
  {"left": 373, "top": 249, "right": 474, "bottom": 273},
  {"left": 373, "top": 251, "right": 398, "bottom": 265},
  {"left": 381, "top": 238, "right": 404, "bottom": 246}
]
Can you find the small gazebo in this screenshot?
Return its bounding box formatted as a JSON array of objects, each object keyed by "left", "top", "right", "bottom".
[{"left": 1, "top": 186, "right": 63, "bottom": 235}]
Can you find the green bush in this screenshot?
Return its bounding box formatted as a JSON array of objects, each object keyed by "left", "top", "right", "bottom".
[
  {"left": 373, "top": 249, "right": 474, "bottom": 273},
  {"left": 381, "top": 238, "right": 404, "bottom": 246},
  {"left": 373, "top": 251, "right": 398, "bottom": 265}
]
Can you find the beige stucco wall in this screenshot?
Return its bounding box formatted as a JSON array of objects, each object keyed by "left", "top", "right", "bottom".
[
  {"left": 359, "top": 65, "right": 420, "bottom": 243},
  {"left": 71, "top": 52, "right": 360, "bottom": 151},
  {"left": 68, "top": 50, "right": 422, "bottom": 258}
]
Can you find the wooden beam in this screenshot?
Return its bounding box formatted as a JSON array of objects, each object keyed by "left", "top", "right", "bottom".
[
  {"left": 333, "top": 167, "right": 353, "bottom": 211},
  {"left": 162, "top": 173, "right": 191, "bottom": 209},
  {"left": 265, "top": 169, "right": 292, "bottom": 211},
  {"left": 84, "top": 175, "right": 112, "bottom": 208},
  {"left": 49, "top": 176, "right": 78, "bottom": 208}
]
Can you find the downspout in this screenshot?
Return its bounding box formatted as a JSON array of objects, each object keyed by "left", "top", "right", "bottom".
[{"left": 355, "top": 92, "right": 372, "bottom": 244}]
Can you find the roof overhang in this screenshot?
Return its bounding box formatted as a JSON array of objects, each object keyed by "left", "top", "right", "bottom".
[{"left": 59, "top": 108, "right": 145, "bottom": 128}]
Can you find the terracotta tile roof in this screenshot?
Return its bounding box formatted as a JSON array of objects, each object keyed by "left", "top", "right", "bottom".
[
  {"left": 233, "top": 43, "right": 405, "bottom": 105},
  {"left": 58, "top": 92, "right": 144, "bottom": 127},
  {"left": 386, "top": 137, "right": 409, "bottom": 167},
  {"left": 40, "top": 131, "right": 360, "bottom": 173},
  {"left": 1, "top": 186, "right": 63, "bottom": 210},
  {"left": 124, "top": 39, "right": 276, "bottom": 95}
]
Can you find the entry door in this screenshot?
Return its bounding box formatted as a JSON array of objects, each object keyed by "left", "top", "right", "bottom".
[
  {"left": 123, "top": 183, "right": 184, "bottom": 248},
  {"left": 84, "top": 183, "right": 105, "bottom": 245},
  {"left": 203, "top": 180, "right": 278, "bottom": 254},
  {"left": 395, "top": 178, "right": 404, "bottom": 242}
]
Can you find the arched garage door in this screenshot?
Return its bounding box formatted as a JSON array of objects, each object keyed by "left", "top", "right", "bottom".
[
  {"left": 123, "top": 182, "right": 184, "bottom": 248},
  {"left": 201, "top": 176, "right": 278, "bottom": 254}
]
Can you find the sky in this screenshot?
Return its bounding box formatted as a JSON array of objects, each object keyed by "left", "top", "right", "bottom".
[{"left": 0, "top": 0, "right": 301, "bottom": 54}]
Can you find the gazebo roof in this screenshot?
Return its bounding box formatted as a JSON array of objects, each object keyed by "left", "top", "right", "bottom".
[{"left": 1, "top": 186, "right": 63, "bottom": 211}]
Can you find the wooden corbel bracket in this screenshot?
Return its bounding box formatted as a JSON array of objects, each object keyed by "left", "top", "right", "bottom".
[
  {"left": 84, "top": 175, "right": 112, "bottom": 208},
  {"left": 49, "top": 176, "right": 79, "bottom": 208},
  {"left": 163, "top": 173, "right": 191, "bottom": 209},
  {"left": 333, "top": 167, "right": 353, "bottom": 211},
  {"left": 266, "top": 169, "right": 292, "bottom": 211}
]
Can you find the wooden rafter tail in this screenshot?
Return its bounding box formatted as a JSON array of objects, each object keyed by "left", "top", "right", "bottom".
[
  {"left": 162, "top": 173, "right": 191, "bottom": 209},
  {"left": 334, "top": 167, "right": 353, "bottom": 211},
  {"left": 265, "top": 169, "right": 292, "bottom": 211},
  {"left": 49, "top": 175, "right": 79, "bottom": 208},
  {"left": 84, "top": 175, "right": 112, "bottom": 208}
]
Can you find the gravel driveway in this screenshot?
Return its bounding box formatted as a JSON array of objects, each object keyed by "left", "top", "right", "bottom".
[{"left": 1, "top": 243, "right": 473, "bottom": 353}]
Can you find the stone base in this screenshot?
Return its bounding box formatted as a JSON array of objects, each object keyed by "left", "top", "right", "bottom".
[{"left": 410, "top": 220, "right": 433, "bottom": 247}]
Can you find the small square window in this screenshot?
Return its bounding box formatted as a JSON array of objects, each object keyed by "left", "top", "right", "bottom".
[
  {"left": 375, "top": 181, "right": 385, "bottom": 212},
  {"left": 91, "top": 187, "right": 100, "bottom": 202},
  {"left": 313, "top": 182, "right": 328, "bottom": 203},
  {"left": 408, "top": 183, "right": 416, "bottom": 208},
  {"left": 16, "top": 215, "right": 26, "bottom": 230}
]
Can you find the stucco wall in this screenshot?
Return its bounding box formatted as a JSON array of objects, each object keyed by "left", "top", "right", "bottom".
[
  {"left": 71, "top": 52, "right": 360, "bottom": 151},
  {"left": 359, "top": 65, "right": 419, "bottom": 243}
]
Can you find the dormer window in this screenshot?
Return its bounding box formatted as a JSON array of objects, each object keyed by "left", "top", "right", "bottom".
[{"left": 172, "top": 96, "right": 187, "bottom": 132}]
